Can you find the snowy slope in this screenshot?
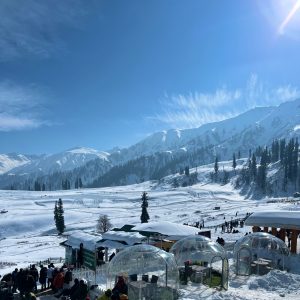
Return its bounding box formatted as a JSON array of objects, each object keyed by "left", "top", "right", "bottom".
[
  {"left": 0, "top": 153, "right": 33, "bottom": 174},
  {"left": 119, "top": 99, "right": 300, "bottom": 161},
  {"left": 0, "top": 177, "right": 300, "bottom": 300},
  {"left": 118, "top": 106, "right": 274, "bottom": 160},
  {"left": 2, "top": 99, "right": 300, "bottom": 190},
  {"left": 6, "top": 147, "right": 110, "bottom": 175}
]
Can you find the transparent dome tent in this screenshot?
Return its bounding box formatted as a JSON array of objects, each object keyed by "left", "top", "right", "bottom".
[
  {"left": 234, "top": 232, "right": 290, "bottom": 276},
  {"left": 170, "top": 235, "right": 229, "bottom": 290},
  {"left": 107, "top": 244, "right": 179, "bottom": 300}
]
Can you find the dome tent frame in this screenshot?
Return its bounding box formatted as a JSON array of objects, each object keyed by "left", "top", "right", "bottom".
[
  {"left": 170, "top": 235, "right": 229, "bottom": 290},
  {"left": 107, "top": 244, "right": 179, "bottom": 300},
  {"left": 234, "top": 232, "right": 290, "bottom": 276}
]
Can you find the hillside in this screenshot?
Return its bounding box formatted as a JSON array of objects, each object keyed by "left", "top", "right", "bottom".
[{"left": 1, "top": 99, "right": 300, "bottom": 191}]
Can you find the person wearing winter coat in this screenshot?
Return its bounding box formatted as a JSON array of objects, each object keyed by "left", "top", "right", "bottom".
[
  {"left": 29, "top": 265, "right": 38, "bottom": 292},
  {"left": 47, "top": 264, "right": 54, "bottom": 288},
  {"left": 11, "top": 268, "right": 18, "bottom": 293},
  {"left": 39, "top": 265, "right": 48, "bottom": 290},
  {"left": 53, "top": 269, "right": 64, "bottom": 292},
  {"left": 71, "top": 279, "right": 88, "bottom": 300},
  {"left": 111, "top": 276, "right": 128, "bottom": 299}
]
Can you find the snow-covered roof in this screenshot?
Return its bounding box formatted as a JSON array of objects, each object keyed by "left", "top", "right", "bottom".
[
  {"left": 245, "top": 211, "right": 300, "bottom": 230},
  {"left": 98, "top": 240, "right": 128, "bottom": 249},
  {"left": 63, "top": 231, "right": 102, "bottom": 251},
  {"left": 101, "top": 231, "right": 146, "bottom": 245},
  {"left": 132, "top": 221, "right": 200, "bottom": 239}
]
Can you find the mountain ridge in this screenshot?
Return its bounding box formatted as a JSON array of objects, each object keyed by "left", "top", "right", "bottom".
[{"left": 1, "top": 99, "right": 300, "bottom": 190}]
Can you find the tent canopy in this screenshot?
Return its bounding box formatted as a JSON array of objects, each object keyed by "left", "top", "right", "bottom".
[
  {"left": 62, "top": 231, "right": 102, "bottom": 251},
  {"left": 102, "top": 230, "right": 146, "bottom": 246},
  {"left": 245, "top": 211, "right": 300, "bottom": 230},
  {"left": 132, "top": 221, "right": 200, "bottom": 240}
]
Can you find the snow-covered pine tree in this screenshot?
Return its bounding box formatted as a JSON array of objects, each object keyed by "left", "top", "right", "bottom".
[
  {"left": 140, "top": 192, "right": 150, "bottom": 223},
  {"left": 232, "top": 153, "right": 237, "bottom": 173},
  {"left": 54, "top": 198, "right": 65, "bottom": 235}
]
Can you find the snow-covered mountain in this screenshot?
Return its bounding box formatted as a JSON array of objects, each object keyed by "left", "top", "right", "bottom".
[
  {"left": 0, "top": 147, "right": 111, "bottom": 190},
  {"left": 0, "top": 153, "right": 34, "bottom": 175},
  {"left": 120, "top": 106, "right": 273, "bottom": 160},
  {"left": 1, "top": 99, "right": 300, "bottom": 190},
  {"left": 6, "top": 147, "right": 110, "bottom": 175}
]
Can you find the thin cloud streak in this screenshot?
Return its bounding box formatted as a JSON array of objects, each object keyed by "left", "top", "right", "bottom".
[
  {"left": 152, "top": 74, "right": 300, "bottom": 130},
  {"left": 0, "top": 0, "right": 97, "bottom": 61},
  {"left": 0, "top": 81, "right": 48, "bottom": 131}
]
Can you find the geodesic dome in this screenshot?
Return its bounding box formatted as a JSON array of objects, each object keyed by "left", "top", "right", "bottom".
[
  {"left": 107, "top": 244, "right": 179, "bottom": 300},
  {"left": 234, "top": 232, "right": 290, "bottom": 276},
  {"left": 170, "top": 235, "right": 228, "bottom": 290}
]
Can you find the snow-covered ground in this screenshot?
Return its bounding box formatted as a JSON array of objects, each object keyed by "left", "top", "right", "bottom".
[{"left": 1, "top": 179, "right": 300, "bottom": 299}]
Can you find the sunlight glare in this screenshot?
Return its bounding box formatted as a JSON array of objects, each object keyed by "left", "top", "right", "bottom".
[{"left": 278, "top": 0, "right": 300, "bottom": 34}]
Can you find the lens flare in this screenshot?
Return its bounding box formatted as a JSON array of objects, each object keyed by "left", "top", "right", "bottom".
[{"left": 278, "top": 0, "right": 300, "bottom": 34}]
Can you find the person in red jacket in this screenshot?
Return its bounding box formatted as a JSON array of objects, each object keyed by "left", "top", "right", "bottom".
[{"left": 52, "top": 269, "right": 65, "bottom": 292}]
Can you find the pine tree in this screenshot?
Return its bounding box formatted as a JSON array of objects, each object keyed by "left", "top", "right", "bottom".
[
  {"left": 54, "top": 198, "right": 65, "bottom": 235},
  {"left": 222, "top": 170, "right": 229, "bottom": 184},
  {"left": 280, "top": 139, "right": 286, "bottom": 164},
  {"left": 54, "top": 202, "right": 59, "bottom": 232},
  {"left": 184, "top": 166, "right": 190, "bottom": 176},
  {"left": 75, "top": 178, "right": 79, "bottom": 189},
  {"left": 257, "top": 149, "right": 267, "bottom": 191},
  {"left": 79, "top": 178, "right": 83, "bottom": 188},
  {"left": 251, "top": 153, "right": 257, "bottom": 180},
  {"left": 238, "top": 150, "right": 241, "bottom": 159},
  {"left": 214, "top": 156, "right": 219, "bottom": 182},
  {"left": 293, "top": 138, "right": 299, "bottom": 183},
  {"left": 140, "top": 192, "right": 150, "bottom": 223},
  {"left": 232, "top": 153, "right": 237, "bottom": 173}
]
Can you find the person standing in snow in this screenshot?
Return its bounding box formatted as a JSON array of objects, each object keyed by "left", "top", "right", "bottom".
[
  {"left": 11, "top": 268, "right": 18, "bottom": 293},
  {"left": 29, "top": 265, "right": 38, "bottom": 292},
  {"left": 39, "top": 265, "right": 48, "bottom": 290},
  {"left": 47, "top": 264, "right": 54, "bottom": 288},
  {"left": 52, "top": 269, "right": 64, "bottom": 292}
]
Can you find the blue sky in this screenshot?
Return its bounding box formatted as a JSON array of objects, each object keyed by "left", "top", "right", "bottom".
[{"left": 1, "top": 0, "right": 300, "bottom": 154}]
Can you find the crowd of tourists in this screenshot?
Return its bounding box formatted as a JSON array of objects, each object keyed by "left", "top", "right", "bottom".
[
  {"left": 0, "top": 263, "right": 80, "bottom": 300},
  {"left": 1, "top": 263, "right": 132, "bottom": 300}
]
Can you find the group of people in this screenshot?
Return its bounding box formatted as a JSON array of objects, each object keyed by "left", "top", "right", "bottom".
[{"left": 0, "top": 263, "right": 78, "bottom": 299}]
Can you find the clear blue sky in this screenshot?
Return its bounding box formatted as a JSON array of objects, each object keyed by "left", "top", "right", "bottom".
[{"left": 1, "top": 0, "right": 300, "bottom": 154}]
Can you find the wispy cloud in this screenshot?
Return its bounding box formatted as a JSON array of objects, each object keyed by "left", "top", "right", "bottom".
[
  {"left": 152, "top": 74, "right": 300, "bottom": 129},
  {"left": 0, "top": 0, "right": 96, "bottom": 60},
  {"left": 0, "top": 81, "right": 48, "bottom": 131}
]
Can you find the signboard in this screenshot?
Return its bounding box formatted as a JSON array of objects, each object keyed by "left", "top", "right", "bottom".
[{"left": 83, "top": 248, "right": 96, "bottom": 271}]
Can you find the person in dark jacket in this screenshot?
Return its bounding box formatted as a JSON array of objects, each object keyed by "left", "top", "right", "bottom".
[
  {"left": 71, "top": 279, "right": 88, "bottom": 300},
  {"left": 29, "top": 265, "right": 38, "bottom": 292},
  {"left": 11, "top": 268, "right": 18, "bottom": 293},
  {"left": 39, "top": 265, "right": 48, "bottom": 290},
  {"left": 25, "top": 271, "right": 36, "bottom": 295},
  {"left": 16, "top": 269, "right": 26, "bottom": 297},
  {"left": 111, "top": 276, "right": 128, "bottom": 299}
]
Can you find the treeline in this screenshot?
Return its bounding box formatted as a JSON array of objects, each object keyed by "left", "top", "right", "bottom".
[
  {"left": 239, "top": 138, "right": 299, "bottom": 193},
  {"left": 26, "top": 177, "right": 83, "bottom": 191},
  {"left": 89, "top": 146, "right": 215, "bottom": 188}
]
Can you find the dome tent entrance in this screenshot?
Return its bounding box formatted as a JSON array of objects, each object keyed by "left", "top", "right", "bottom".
[
  {"left": 234, "top": 232, "right": 290, "bottom": 276},
  {"left": 170, "top": 235, "right": 229, "bottom": 290},
  {"left": 107, "top": 244, "right": 179, "bottom": 300}
]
